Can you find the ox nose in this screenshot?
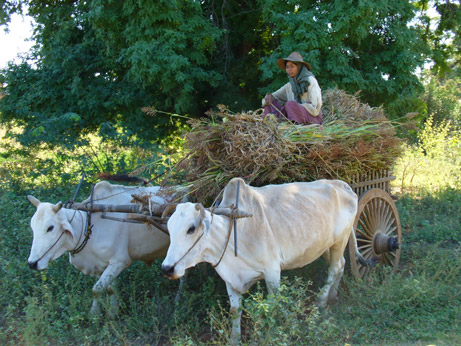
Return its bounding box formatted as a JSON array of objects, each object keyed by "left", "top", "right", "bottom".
[
  {"left": 28, "top": 261, "right": 38, "bottom": 270},
  {"left": 161, "top": 264, "right": 175, "bottom": 277}
]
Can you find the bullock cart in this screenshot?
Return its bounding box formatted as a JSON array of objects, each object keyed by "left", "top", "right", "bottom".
[
  {"left": 348, "top": 169, "right": 401, "bottom": 279},
  {"left": 68, "top": 168, "right": 401, "bottom": 282}
]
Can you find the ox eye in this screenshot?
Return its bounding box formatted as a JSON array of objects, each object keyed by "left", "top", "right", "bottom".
[
  {"left": 47, "top": 225, "right": 54, "bottom": 232},
  {"left": 187, "top": 226, "right": 196, "bottom": 235}
]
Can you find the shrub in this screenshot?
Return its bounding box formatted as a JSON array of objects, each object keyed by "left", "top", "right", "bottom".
[{"left": 394, "top": 115, "right": 460, "bottom": 193}]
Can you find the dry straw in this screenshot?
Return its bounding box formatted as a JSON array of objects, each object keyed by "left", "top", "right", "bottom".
[{"left": 174, "top": 89, "right": 402, "bottom": 202}]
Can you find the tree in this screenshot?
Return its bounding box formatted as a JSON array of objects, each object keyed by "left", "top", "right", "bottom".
[
  {"left": 0, "top": 0, "right": 21, "bottom": 25},
  {"left": 0, "top": 0, "right": 430, "bottom": 147},
  {"left": 413, "top": 0, "right": 460, "bottom": 78},
  {"left": 406, "top": 1, "right": 460, "bottom": 128},
  {"left": 258, "top": 0, "right": 428, "bottom": 115},
  {"left": 1, "top": 0, "right": 222, "bottom": 147}
]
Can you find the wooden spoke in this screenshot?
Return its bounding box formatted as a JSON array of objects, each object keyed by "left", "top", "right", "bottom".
[
  {"left": 382, "top": 206, "right": 395, "bottom": 233},
  {"left": 383, "top": 253, "right": 393, "bottom": 266},
  {"left": 358, "top": 243, "right": 371, "bottom": 251},
  {"left": 359, "top": 265, "right": 370, "bottom": 277},
  {"left": 361, "top": 206, "right": 375, "bottom": 237},
  {"left": 382, "top": 205, "right": 393, "bottom": 230},
  {"left": 358, "top": 237, "right": 372, "bottom": 246},
  {"left": 349, "top": 188, "right": 402, "bottom": 280},
  {"left": 386, "top": 226, "right": 397, "bottom": 237},
  {"left": 377, "top": 198, "right": 385, "bottom": 227},
  {"left": 357, "top": 221, "right": 372, "bottom": 239},
  {"left": 361, "top": 246, "right": 374, "bottom": 258}
]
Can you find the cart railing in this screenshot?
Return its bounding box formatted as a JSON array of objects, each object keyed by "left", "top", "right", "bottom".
[{"left": 349, "top": 169, "right": 395, "bottom": 197}]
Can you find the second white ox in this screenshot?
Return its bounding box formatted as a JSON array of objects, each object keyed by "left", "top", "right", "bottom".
[
  {"left": 161, "top": 177, "right": 369, "bottom": 342},
  {"left": 27, "top": 181, "right": 185, "bottom": 314}
]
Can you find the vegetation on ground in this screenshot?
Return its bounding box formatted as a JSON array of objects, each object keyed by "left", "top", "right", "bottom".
[{"left": 0, "top": 113, "right": 459, "bottom": 345}]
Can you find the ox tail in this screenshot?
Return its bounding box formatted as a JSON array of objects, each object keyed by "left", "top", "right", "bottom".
[{"left": 350, "top": 228, "right": 377, "bottom": 267}]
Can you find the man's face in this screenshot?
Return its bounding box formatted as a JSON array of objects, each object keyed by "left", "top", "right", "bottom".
[{"left": 286, "top": 61, "right": 298, "bottom": 78}]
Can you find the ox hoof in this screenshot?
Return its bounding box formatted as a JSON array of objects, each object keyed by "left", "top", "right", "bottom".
[{"left": 328, "top": 293, "right": 339, "bottom": 304}]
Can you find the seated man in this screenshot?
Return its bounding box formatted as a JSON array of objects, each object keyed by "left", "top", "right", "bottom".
[{"left": 262, "top": 51, "right": 322, "bottom": 125}]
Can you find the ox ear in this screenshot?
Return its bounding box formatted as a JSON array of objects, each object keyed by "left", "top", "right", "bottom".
[
  {"left": 202, "top": 218, "right": 211, "bottom": 236},
  {"left": 52, "top": 202, "right": 63, "bottom": 213},
  {"left": 27, "top": 195, "right": 41, "bottom": 208},
  {"left": 64, "top": 223, "right": 75, "bottom": 240}
]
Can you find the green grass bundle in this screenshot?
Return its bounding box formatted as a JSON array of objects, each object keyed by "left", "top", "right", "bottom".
[{"left": 178, "top": 89, "right": 402, "bottom": 202}]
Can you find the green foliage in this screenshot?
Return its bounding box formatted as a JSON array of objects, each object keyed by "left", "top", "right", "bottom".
[
  {"left": 414, "top": 0, "right": 460, "bottom": 79},
  {"left": 0, "top": 123, "right": 182, "bottom": 191},
  {"left": 397, "top": 188, "right": 461, "bottom": 244},
  {"left": 0, "top": 0, "right": 22, "bottom": 25},
  {"left": 335, "top": 246, "right": 461, "bottom": 345},
  {"left": 0, "top": 0, "right": 222, "bottom": 148},
  {"left": 259, "top": 0, "right": 426, "bottom": 112},
  {"left": 423, "top": 72, "right": 461, "bottom": 127},
  {"left": 1, "top": 140, "right": 460, "bottom": 344},
  {"left": 393, "top": 115, "right": 460, "bottom": 192},
  {"left": 0, "top": 0, "right": 432, "bottom": 148},
  {"left": 241, "top": 279, "right": 326, "bottom": 345}
]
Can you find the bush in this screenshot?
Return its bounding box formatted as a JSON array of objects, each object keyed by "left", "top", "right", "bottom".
[
  {"left": 397, "top": 188, "right": 461, "bottom": 244},
  {"left": 394, "top": 115, "right": 460, "bottom": 193}
]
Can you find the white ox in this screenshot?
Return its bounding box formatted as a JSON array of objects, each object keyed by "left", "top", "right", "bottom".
[
  {"left": 161, "top": 177, "right": 370, "bottom": 343},
  {"left": 27, "top": 181, "right": 185, "bottom": 314}
]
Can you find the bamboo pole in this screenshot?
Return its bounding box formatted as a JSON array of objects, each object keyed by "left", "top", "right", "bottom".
[{"left": 67, "top": 203, "right": 143, "bottom": 214}]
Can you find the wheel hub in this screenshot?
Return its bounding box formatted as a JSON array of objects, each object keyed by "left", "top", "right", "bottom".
[{"left": 373, "top": 232, "right": 400, "bottom": 255}]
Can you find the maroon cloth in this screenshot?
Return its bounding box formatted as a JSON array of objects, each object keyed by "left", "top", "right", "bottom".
[{"left": 263, "top": 99, "right": 322, "bottom": 125}]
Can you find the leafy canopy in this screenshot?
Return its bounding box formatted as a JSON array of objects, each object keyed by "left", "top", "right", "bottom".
[{"left": 0, "top": 0, "right": 432, "bottom": 147}]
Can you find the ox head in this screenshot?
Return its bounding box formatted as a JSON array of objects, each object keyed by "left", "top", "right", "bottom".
[
  {"left": 27, "top": 195, "right": 76, "bottom": 270},
  {"left": 161, "top": 202, "right": 211, "bottom": 279}
]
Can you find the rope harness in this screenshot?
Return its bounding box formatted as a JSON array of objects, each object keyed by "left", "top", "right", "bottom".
[
  {"left": 212, "top": 206, "right": 238, "bottom": 268},
  {"left": 170, "top": 181, "right": 241, "bottom": 270},
  {"left": 169, "top": 204, "right": 239, "bottom": 270},
  {"left": 71, "top": 184, "right": 94, "bottom": 255},
  {"left": 35, "top": 207, "right": 86, "bottom": 264},
  {"left": 35, "top": 231, "right": 66, "bottom": 265}
]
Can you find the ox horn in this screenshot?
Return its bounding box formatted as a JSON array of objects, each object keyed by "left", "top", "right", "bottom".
[
  {"left": 212, "top": 207, "right": 253, "bottom": 219},
  {"left": 27, "top": 195, "right": 41, "bottom": 208},
  {"left": 161, "top": 203, "right": 178, "bottom": 219},
  {"left": 53, "top": 202, "right": 63, "bottom": 213},
  {"left": 195, "top": 203, "right": 206, "bottom": 220}
]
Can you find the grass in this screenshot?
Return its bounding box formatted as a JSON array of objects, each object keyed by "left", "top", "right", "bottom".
[
  {"left": 0, "top": 118, "right": 459, "bottom": 345},
  {"left": 1, "top": 180, "right": 459, "bottom": 345}
]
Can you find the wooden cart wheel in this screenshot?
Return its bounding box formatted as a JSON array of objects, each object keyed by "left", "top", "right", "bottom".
[{"left": 349, "top": 188, "right": 402, "bottom": 280}]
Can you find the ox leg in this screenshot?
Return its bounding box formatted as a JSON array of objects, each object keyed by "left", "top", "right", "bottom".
[
  {"left": 327, "top": 256, "right": 345, "bottom": 302},
  {"left": 90, "top": 262, "right": 127, "bottom": 315},
  {"left": 226, "top": 283, "right": 242, "bottom": 346},
  {"left": 90, "top": 297, "right": 101, "bottom": 315},
  {"left": 317, "top": 248, "right": 345, "bottom": 307},
  {"left": 107, "top": 282, "right": 120, "bottom": 317},
  {"left": 264, "top": 269, "right": 281, "bottom": 295}
]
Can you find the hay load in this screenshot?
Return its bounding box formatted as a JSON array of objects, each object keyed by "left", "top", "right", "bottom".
[{"left": 177, "top": 89, "right": 402, "bottom": 202}]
